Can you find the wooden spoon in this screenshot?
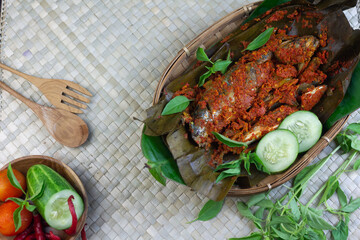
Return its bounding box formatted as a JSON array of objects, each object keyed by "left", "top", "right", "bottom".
[
  {"left": 0, "top": 80, "right": 89, "bottom": 147},
  {"left": 0, "top": 62, "right": 92, "bottom": 114}
]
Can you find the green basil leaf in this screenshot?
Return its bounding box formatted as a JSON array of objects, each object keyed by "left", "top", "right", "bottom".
[
  {"left": 346, "top": 123, "right": 360, "bottom": 134},
  {"left": 189, "top": 199, "right": 224, "bottom": 223},
  {"left": 7, "top": 163, "right": 24, "bottom": 193},
  {"left": 305, "top": 228, "right": 325, "bottom": 240},
  {"left": 254, "top": 207, "right": 265, "bottom": 220},
  {"left": 24, "top": 202, "right": 36, "bottom": 212},
  {"left": 288, "top": 195, "right": 300, "bottom": 222},
  {"left": 13, "top": 204, "right": 24, "bottom": 232},
  {"left": 242, "top": 0, "right": 291, "bottom": 24},
  {"left": 256, "top": 199, "right": 274, "bottom": 209},
  {"left": 268, "top": 216, "right": 295, "bottom": 226},
  {"left": 353, "top": 158, "right": 360, "bottom": 170},
  {"left": 249, "top": 153, "right": 270, "bottom": 174},
  {"left": 198, "top": 71, "right": 212, "bottom": 87},
  {"left": 212, "top": 132, "right": 248, "bottom": 148},
  {"left": 247, "top": 193, "right": 266, "bottom": 207},
  {"left": 319, "top": 176, "right": 339, "bottom": 204},
  {"left": 6, "top": 197, "right": 25, "bottom": 206},
  {"left": 215, "top": 159, "right": 241, "bottom": 171},
  {"left": 331, "top": 219, "right": 349, "bottom": 240},
  {"left": 305, "top": 208, "right": 335, "bottom": 230},
  {"left": 149, "top": 166, "right": 166, "bottom": 186},
  {"left": 141, "top": 130, "right": 185, "bottom": 185},
  {"left": 271, "top": 226, "right": 292, "bottom": 239},
  {"left": 336, "top": 186, "right": 347, "bottom": 208},
  {"left": 336, "top": 134, "right": 351, "bottom": 153},
  {"left": 196, "top": 47, "right": 211, "bottom": 62},
  {"left": 237, "top": 202, "right": 260, "bottom": 221},
  {"left": 229, "top": 232, "right": 263, "bottom": 240},
  {"left": 341, "top": 198, "right": 360, "bottom": 213},
  {"left": 29, "top": 181, "right": 45, "bottom": 201},
  {"left": 215, "top": 168, "right": 241, "bottom": 183},
  {"left": 213, "top": 59, "right": 232, "bottom": 74},
  {"left": 350, "top": 135, "right": 360, "bottom": 151},
  {"left": 161, "top": 96, "right": 191, "bottom": 115},
  {"left": 243, "top": 27, "right": 274, "bottom": 52}
]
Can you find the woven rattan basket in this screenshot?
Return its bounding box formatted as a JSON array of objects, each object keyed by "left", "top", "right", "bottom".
[{"left": 153, "top": 1, "right": 349, "bottom": 196}]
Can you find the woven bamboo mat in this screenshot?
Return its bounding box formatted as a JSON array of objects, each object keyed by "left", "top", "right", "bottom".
[{"left": 0, "top": 0, "right": 359, "bottom": 239}]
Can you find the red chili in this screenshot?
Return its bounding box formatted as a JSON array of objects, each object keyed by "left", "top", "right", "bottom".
[
  {"left": 45, "top": 231, "right": 61, "bottom": 240},
  {"left": 33, "top": 212, "right": 46, "bottom": 240},
  {"left": 64, "top": 195, "right": 77, "bottom": 236},
  {"left": 81, "top": 225, "right": 87, "bottom": 240},
  {"left": 14, "top": 224, "right": 34, "bottom": 240},
  {"left": 24, "top": 233, "right": 36, "bottom": 240}
]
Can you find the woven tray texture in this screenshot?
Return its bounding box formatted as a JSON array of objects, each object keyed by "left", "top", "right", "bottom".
[{"left": 0, "top": 0, "right": 359, "bottom": 239}]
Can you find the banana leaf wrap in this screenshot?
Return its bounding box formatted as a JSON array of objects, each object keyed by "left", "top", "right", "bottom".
[{"left": 142, "top": 0, "right": 360, "bottom": 201}]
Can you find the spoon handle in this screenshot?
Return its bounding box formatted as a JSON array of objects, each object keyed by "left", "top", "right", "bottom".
[
  {"left": 0, "top": 62, "right": 42, "bottom": 87},
  {"left": 0, "top": 80, "right": 40, "bottom": 111}
]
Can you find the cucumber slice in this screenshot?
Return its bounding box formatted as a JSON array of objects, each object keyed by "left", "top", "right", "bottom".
[
  {"left": 45, "top": 189, "right": 84, "bottom": 230},
  {"left": 279, "top": 111, "right": 322, "bottom": 153},
  {"left": 27, "top": 164, "right": 84, "bottom": 230},
  {"left": 256, "top": 129, "right": 299, "bottom": 173}
]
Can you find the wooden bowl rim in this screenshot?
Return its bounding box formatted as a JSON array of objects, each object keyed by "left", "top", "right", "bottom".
[
  {"left": 153, "top": 1, "right": 349, "bottom": 196},
  {"left": 0, "top": 155, "right": 88, "bottom": 240}
]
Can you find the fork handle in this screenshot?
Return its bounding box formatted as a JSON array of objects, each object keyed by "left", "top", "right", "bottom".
[
  {"left": 0, "top": 62, "right": 42, "bottom": 86},
  {"left": 0, "top": 80, "right": 39, "bottom": 111}
]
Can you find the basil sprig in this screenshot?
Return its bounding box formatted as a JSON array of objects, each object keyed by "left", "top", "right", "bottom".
[
  {"left": 188, "top": 199, "right": 224, "bottom": 223},
  {"left": 6, "top": 163, "right": 44, "bottom": 231},
  {"left": 196, "top": 48, "right": 232, "bottom": 87},
  {"left": 212, "top": 132, "right": 248, "bottom": 148},
  {"left": 141, "top": 128, "right": 185, "bottom": 186},
  {"left": 243, "top": 27, "right": 274, "bottom": 52},
  {"left": 161, "top": 95, "right": 191, "bottom": 116}
]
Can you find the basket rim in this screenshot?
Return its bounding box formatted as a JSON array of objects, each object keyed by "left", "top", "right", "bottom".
[{"left": 152, "top": 1, "right": 349, "bottom": 196}]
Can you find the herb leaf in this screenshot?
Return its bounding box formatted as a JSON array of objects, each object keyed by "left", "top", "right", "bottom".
[
  {"left": 24, "top": 202, "right": 36, "bottom": 212},
  {"left": 196, "top": 47, "right": 211, "bottom": 62},
  {"left": 213, "top": 59, "right": 232, "bottom": 74},
  {"left": 256, "top": 199, "right": 274, "bottom": 209},
  {"left": 332, "top": 219, "right": 349, "bottom": 240},
  {"left": 304, "top": 208, "right": 335, "bottom": 230},
  {"left": 249, "top": 153, "right": 270, "bottom": 174},
  {"left": 347, "top": 123, "right": 360, "bottom": 134},
  {"left": 243, "top": 27, "right": 274, "bottom": 52},
  {"left": 336, "top": 186, "right": 347, "bottom": 208},
  {"left": 341, "top": 198, "right": 360, "bottom": 213},
  {"left": 29, "top": 181, "right": 45, "bottom": 201},
  {"left": 247, "top": 193, "right": 266, "bottom": 207},
  {"left": 216, "top": 168, "right": 240, "bottom": 183},
  {"left": 13, "top": 204, "right": 24, "bottom": 232},
  {"left": 6, "top": 197, "right": 25, "bottom": 206},
  {"left": 141, "top": 129, "right": 185, "bottom": 185},
  {"left": 7, "top": 163, "right": 25, "bottom": 194},
  {"left": 161, "top": 96, "right": 191, "bottom": 115},
  {"left": 198, "top": 71, "right": 212, "bottom": 87},
  {"left": 318, "top": 176, "right": 339, "bottom": 205},
  {"left": 289, "top": 194, "right": 301, "bottom": 221},
  {"left": 148, "top": 165, "right": 166, "bottom": 186},
  {"left": 229, "top": 232, "right": 263, "bottom": 240},
  {"left": 237, "top": 202, "right": 260, "bottom": 221},
  {"left": 212, "top": 132, "right": 248, "bottom": 148},
  {"left": 353, "top": 158, "right": 360, "bottom": 170},
  {"left": 189, "top": 199, "right": 224, "bottom": 223}
]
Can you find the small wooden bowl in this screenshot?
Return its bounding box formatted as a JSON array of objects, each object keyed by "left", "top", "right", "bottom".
[{"left": 0, "top": 155, "right": 88, "bottom": 240}]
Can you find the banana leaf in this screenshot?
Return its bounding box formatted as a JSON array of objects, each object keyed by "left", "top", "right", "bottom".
[{"left": 141, "top": 0, "right": 360, "bottom": 200}]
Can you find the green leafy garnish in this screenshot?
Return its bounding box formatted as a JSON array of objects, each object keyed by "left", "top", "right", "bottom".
[
  {"left": 212, "top": 132, "right": 248, "bottom": 148},
  {"left": 161, "top": 96, "right": 191, "bottom": 115},
  {"left": 196, "top": 48, "right": 232, "bottom": 87},
  {"left": 188, "top": 199, "right": 224, "bottom": 223},
  {"left": 230, "top": 123, "right": 360, "bottom": 239},
  {"left": 242, "top": 27, "right": 274, "bottom": 52},
  {"left": 6, "top": 163, "right": 38, "bottom": 232},
  {"left": 214, "top": 152, "right": 269, "bottom": 183},
  {"left": 141, "top": 128, "right": 185, "bottom": 186}
]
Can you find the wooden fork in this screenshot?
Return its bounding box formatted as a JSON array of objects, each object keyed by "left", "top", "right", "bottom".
[{"left": 0, "top": 62, "right": 92, "bottom": 114}]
